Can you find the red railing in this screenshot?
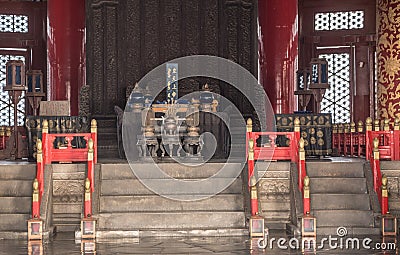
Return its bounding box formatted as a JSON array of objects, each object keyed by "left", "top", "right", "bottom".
[
  {"left": 246, "top": 118, "right": 307, "bottom": 215},
  {"left": 332, "top": 117, "right": 399, "bottom": 216},
  {"left": 32, "top": 119, "right": 97, "bottom": 219},
  {"left": 333, "top": 117, "right": 400, "bottom": 161}
]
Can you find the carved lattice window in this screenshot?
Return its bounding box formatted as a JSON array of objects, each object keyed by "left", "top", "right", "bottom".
[
  {"left": 320, "top": 53, "right": 350, "bottom": 124},
  {"left": 315, "top": 11, "right": 364, "bottom": 31},
  {"left": 0, "top": 54, "right": 26, "bottom": 126},
  {"left": 0, "top": 14, "right": 28, "bottom": 33}
]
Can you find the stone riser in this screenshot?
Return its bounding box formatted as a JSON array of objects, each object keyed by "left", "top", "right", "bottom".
[
  {"left": 101, "top": 178, "right": 242, "bottom": 196},
  {"left": 311, "top": 194, "right": 371, "bottom": 210},
  {"left": 313, "top": 210, "right": 374, "bottom": 228},
  {"left": 98, "top": 212, "right": 245, "bottom": 230},
  {"left": 310, "top": 178, "right": 367, "bottom": 194},
  {"left": 100, "top": 194, "right": 244, "bottom": 213},
  {"left": 101, "top": 163, "right": 243, "bottom": 180}
]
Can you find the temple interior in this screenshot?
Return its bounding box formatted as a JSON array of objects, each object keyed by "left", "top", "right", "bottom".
[{"left": 1, "top": 0, "right": 400, "bottom": 254}]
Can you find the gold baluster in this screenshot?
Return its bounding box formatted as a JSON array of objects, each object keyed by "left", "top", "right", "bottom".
[
  {"left": 374, "top": 119, "right": 380, "bottom": 131},
  {"left": 350, "top": 122, "right": 356, "bottom": 133},
  {"left": 247, "top": 118, "right": 253, "bottom": 133},
  {"left": 384, "top": 119, "right": 390, "bottom": 131},
  {"left": 373, "top": 137, "right": 380, "bottom": 160},
  {"left": 366, "top": 117, "right": 372, "bottom": 131},
  {"left": 394, "top": 118, "right": 400, "bottom": 131},
  {"left": 357, "top": 120, "right": 364, "bottom": 133}
]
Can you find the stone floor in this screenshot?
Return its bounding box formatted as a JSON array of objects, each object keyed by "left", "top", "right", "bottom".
[{"left": 0, "top": 232, "right": 398, "bottom": 254}]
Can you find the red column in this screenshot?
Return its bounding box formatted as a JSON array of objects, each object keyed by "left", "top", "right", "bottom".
[
  {"left": 258, "top": 0, "right": 298, "bottom": 114},
  {"left": 47, "top": 0, "right": 85, "bottom": 116}
]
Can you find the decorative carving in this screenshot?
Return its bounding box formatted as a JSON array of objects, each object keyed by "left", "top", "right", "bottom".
[
  {"left": 79, "top": 84, "right": 90, "bottom": 117},
  {"left": 377, "top": 0, "right": 400, "bottom": 121},
  {"left": 53, "top": 180, "right": 84, "bottom": 197}
]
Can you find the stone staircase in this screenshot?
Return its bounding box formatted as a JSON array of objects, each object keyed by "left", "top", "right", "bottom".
[
  {"left": 307, "top": 161, "right": 380, "bottom": 236},
  {"left": 256, "top": 162, "right": 292, "bottom": 230},
  {"left": 0, "top": 163, "right": 35, "bottom": 239},
  {"left": 94, "top": 115, "right": 119, "bottom": 159},
  {"left": 97, "top": 163, "right": 247, "bottom": 237},
  {"left": 52, "top": 164, "right": 86, "bottom": 232}
]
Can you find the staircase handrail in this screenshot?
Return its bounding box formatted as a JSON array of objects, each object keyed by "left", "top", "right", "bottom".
[{"left": 32, "top": 119, "right": 97, "bottom": 220}]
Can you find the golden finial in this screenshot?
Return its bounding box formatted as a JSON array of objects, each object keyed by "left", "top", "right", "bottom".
[
  {"left": 304, "top": 176, "right": 310, "bottom": 188},
  {"left": 294, "top": 117, "right": 300, "bottom": 126},
  {"left": 374, "top": 119, "right": 380, "bottom": 131},
  {"left": 373, "top": 137, "right": 379, "bottom": 150},
  {"left": 294, "top": 117, "right": 300, "bottom": 132},
  {"left": 37, "top": 139, "right": 42, "bottom": 153},
  {"left": 357, "top": 120, "right": 364, "bottom": 133},
  {"left": 382, "top": 174, "right": 388, "bottom": 187},
  {"left": 350, "top": 122, "right": 356, "bottom": 133},
  {"left": 246, "top": 118, "right": 253, "bottom": 132},
  {"left": 5, "top": 127, "right": 11, "bottom": 137},
  {"left": 299, "top": 137, "right": 305, "bottom": 149},
  {"left": 91, "top": 119, "right": 97, "bottom": 133},
  {"left": 344, "top": 123, "right": 350, "bottom": 133},
  {"left": 333, "top": 124, "right": 338, "bottom": 134},
  {"left": 338, "top": 124, "right": 344, "bottom": 133},
  {"left": 85, "top": 178, "right": 91, "bottom": 192},
  {"left": 384, "top": 119, "right": 390, "bottom": 131},
  {"left": 33, "top": 178, "right": 39, "bottom": 192},
  {"left": 250, "top": 175, "right": 257, "bottom": 187},
  {"left": 249, "top": 138, "right": 254, "bottom": 150},
  {"left": 395, "top": 118, "right": 400, "bottom": 131},
  {"left": 42, "top": 119, "right": 48, "bottom": 129},
  {"left": 88, "top": 138, "right": 94, "bottom": 152},
  {"left": 366, "top": 117, "right": 372, "bottom": 131},
  {"left": 91, "top": 119, "right": 97, "bottom": 128}
]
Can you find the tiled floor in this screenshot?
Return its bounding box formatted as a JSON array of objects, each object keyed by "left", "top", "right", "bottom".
[{"left": 1, "top": 232, "right": 398, "bottom": 255}]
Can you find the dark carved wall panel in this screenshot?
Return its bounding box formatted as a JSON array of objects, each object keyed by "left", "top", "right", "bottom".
[{"left": 86, "top": 0, "right": 258, "bottom": 116}]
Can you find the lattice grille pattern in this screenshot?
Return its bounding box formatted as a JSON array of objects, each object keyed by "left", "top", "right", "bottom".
[
  {"left": 315, "top": 11, "right": 364, "bottom": 31},
  {"left": 320, "top": 53, "right": 350, "bottom": 124},
  {"left": 0, "top": 14, "right": 28, "bottom": 33},
  {"left": 0, "top": 55, "right": 26, "bottom": 126}
]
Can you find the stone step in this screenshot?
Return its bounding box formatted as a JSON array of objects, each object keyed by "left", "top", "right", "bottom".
[
  {"left": 313, "top": 210, "right": 374, "bottom": 227},
  {"left": 317, "top": 226, "right": 381, "bottom": 236},
  {"left": 311, "top": 194, "right": 371, "bottom": 210},
  {"left": 51, "top": 164, "right": 87, "bottom": 173},
  {"left": 306, "top": 162, "right": 365, "bottom": 178},
  {"left": 53, "top": 203, "right": 83, "bottom": 214},
  {"left": 0, "top": 197, "right": 31, "bottom": 213},
  {"left": 309, "top": 178, "right": 367, "bottom": 194},
  {"left": 259, "top": 200, "right": 291, "bottom": 211},
  {"left": 256, "top": 162, "right": 291, "bottom": 172},
  {"left": 0, "top": 163, "right": 36, "bottom": 179},
  {"left": 98, "top": 212, "right": 245, "bottom": 230},
  {"left": 100, "top": 163, "right": 243, "bottom": 180},
  {"left": 264, "top": 220, "right": 290, "bottom": 230},
  {"left": 101, "top": 178, "right": 242, "bottom": 196},
  {"left": 260, "top": 211, "right": 290, "bottom": 221},
  {"left": 55, "top": 223, "right": 80, "bottom": 232},
  {"left": 100, "top": 194, "right": 244, "bottom": 213},
  {"left": 0, "top": 214, "right": 29, "bottom": 231},
  {"left": 139, "top": 228, "right": 248, "bottom": 237},
  {"left": 52, "top": 213, "right": 81, "bottom": 220},
  {"left": 0, "top": 180, "right": 32, "bottom": 197}
]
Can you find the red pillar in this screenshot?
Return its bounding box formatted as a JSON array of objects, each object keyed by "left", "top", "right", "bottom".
[
  {"left": 47, "top": 0, "right": 85, "bottom": 116},
  {"left": 258, "top": 0, "right": 298, "bottom": 114}
]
